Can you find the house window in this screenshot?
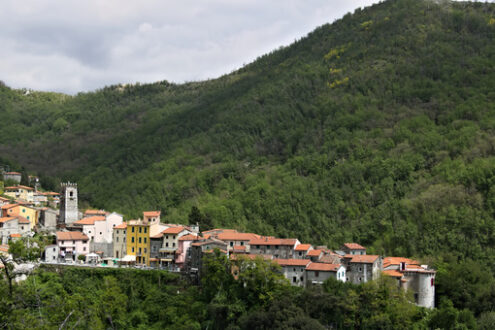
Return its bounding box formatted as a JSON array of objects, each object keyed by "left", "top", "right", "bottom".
[
  {"left": 99, "top": 232, "right": 102, "bottom": 235},
  {"left": 275, "top": 245, "right": 279, "bottom": 249},
  {"left": 144, "top": 248, "right": 147, "bottom": 253},
  {"left": 116, "top": 251, "right": 119, "bottom": 258},
  {"left": 359, "top": 267, "right": 362, "bottom": 272},
  {"left": 139, "top": 248, "right": 142, "bottom": 253},
  {"left": 132, "top": 227, "right": 135, "bottom": 233},
  {"left": 293, "top": 277, "right": 297, "bottom": 283},
  {"left": 166, "top": 243, "right": 169, "bottom": 247},
  {"left": 27, "top": 216, "right": 30, "bottom": 220},
  {"left": 73, "top": 240, "right": 75, "bottom": 244},
  {"left": 359, "top": 277, "right": 362, "bottom": 282},
  {"left": 83, "top": 247, "right": 86, "bottom": 251},
  {"left": 256, "top": 245, "right": 260, "bottom": 249},
  {"left": 23, "top": 209, "right": 25, "bottom": 213},
  {"left": 173, "top": 243, "right": 175, "bottom": 247},
  {"left": 131, "top": 237, "right": 135, "bottom": 243},
  {"left": 53, "top": 248, "right": 56, "bottom": 252},
  {"left": 230, "top": 242, "right": 234, "bottom": 247},
  {"left": 315, "top": 271, "right": 319, "bottom": 277},
  {"left": 89, "top": 231, "right": 91, "bottom": 233},
  {"left": 132, "top": 247, "right": 135, "bottom": 252},
  {"left": 166, "top": 235, "right": 169, "bottom": 240},
  {"left": 293, "top": 268, "right": 296, "bottom": 272},
  {"left": 139, "top": 227, "right": 142, "bottom": 233},
  {"left": 240, "top": 242, "right": 244, "bottom": 246},
  {"left": 143, "top": 257, "right": 146, "bottom": 263},
  {"left": 116, "top": 237, "right": 119, "bottom": 242},
  {"left": 144, "top": 228, "right": 147, "bottom": 233},
  {"left": 138, "top": 237, "right": 142, "bottom": 243},
  {"left": 299, "top": 252, "right": 302, "bottom": 256},
  {"left": 144, "top": 238, "right": 147, "bottom": 243},
  {"left": 21, "top": 226, "right": 24, "bottom": 230}
]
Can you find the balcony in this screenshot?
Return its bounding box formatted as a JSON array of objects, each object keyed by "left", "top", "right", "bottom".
[{"left": 159, "top": 247, "right": 177, "bottom": 253}]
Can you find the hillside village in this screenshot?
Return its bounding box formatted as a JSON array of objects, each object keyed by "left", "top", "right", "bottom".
[{"left": 0, "top": 178, "right": 436, "bottom": 309}]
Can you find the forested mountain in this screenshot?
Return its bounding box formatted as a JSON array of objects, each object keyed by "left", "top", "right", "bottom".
[{"left": 1, "top": 0, "right": 495, "bottom": 313}]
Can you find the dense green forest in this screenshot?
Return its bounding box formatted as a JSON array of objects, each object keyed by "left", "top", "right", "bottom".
[
  {"left": 0, "top": 253, "right": 489, "bottom": 329},
  {"left": 2, "top": 0, "right": 495, "bottom": 321}
]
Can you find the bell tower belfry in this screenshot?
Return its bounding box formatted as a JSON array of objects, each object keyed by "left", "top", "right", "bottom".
[{"left": 60, "top": 182, "right": 79, "bottom": 225}]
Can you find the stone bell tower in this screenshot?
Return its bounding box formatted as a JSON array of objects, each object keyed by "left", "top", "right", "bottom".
[{"left": 60, "top": 182, "right": 79, "bottom": 225}]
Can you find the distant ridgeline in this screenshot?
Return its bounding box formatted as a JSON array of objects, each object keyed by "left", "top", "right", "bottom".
[{"left": 1, "top": 0, "right": 495, "bottom": 316}]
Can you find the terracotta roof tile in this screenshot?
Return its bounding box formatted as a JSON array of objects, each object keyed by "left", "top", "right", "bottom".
[
  {"left": 306, "top": 263, "right": 341, "bottom": 272},
  {"left": 273, "top": 259, "right": 311, "bottom": 267},
  {"left": 161, "top": 226, "right": 186, "bottom": 234},
  {"left": 232, "top": 245, "right": 247, "bottom": 251},
  {"left": 343, "top": 243, "right": 366, "bottom": 250},
  {"left": 249, "top": 237, "right": 298, "bottom": 246},
  {"left": 383, "top": 269, "right": 403, "bottom": 278},
  {"left": 9, "top": 233, "right": 21, "bottom": 238},
  {"left": 17, "top": 216, "right": 30, "bottom": 224},
  {"left": 0, "top": 217, "right": 17, "bottom": 223},
  {"left": 73, "top": 216, "right": 106, "bottom": 225},
  {"left": 230, "top": 253, "right": 273, "bottom": 261},
  {"left": 383, "top": 257, "right": 420, "bottom": 268},
  {"left": 350, "top": 255, "right": 380, "bottom": 264},
  {"left": 217, "top": 232, "right": 260, "bottom": 241},
  {"left": 178, "top": 234, "right": 199, "bottom": 241},
  {"left": 307, "top": 249, "right": 323, "bottom": 257},
  {"left": 113, "top": 223, "right": 127, "bottom": 229},
  {"left": 4, "top": 172, "right": 21, "bottom": 175},
  {"left": 56, "top": 231, "right": 89, "bottom": 241},
  {"left": 295, "top": 244, "right": 312, "bottom": 251}
]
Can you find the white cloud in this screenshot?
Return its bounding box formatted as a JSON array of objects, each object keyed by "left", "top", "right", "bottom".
[{"left": 3, "top": 0, "right": 463, "bottom": 94}]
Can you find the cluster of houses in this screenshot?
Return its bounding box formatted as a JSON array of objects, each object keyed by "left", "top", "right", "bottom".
[{"left": 0, "top": 180, "right": 436, "bottom": 308}]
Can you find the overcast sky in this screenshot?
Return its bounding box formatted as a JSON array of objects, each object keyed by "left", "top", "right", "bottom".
[{"left": 0, "top": 1, "right": 431, "bottom": 94}]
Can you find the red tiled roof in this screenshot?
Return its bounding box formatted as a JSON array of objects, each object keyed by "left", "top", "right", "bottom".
[
  {"left": 307, "top": 249, "right": 323, "bottom": 257},
  {"left": 17, "top": 216, "right": 30, "bottom": 224},
  {"left": 56, "top": 231, "right": 89, "bottom": 241},
  {"left": 9, "top": 233, "right": 21, "bottom": 238},
  {"left": 217, "top": 232, "right": 260, "bottom": 241},
  {"left": 143, "top": 211, "right": 161, "bottom": 217},
  {"left": 162, "top": 226, "right": 186, "bottom": 234},
  {"left": 113, "top": 223, "right": 127, "bottom": 229},
  {"left": 273, "top": 259, "right": 311, "bottom": 267},
  {"left": 295, "top": 244, "right": 312, "bottom": 251},
  {"left": 383, "top": 269, "right": 403, "bottom": 278},
  {"left": 73, "top": 216, "right": 106, "bottom": 226},
  {"left": 0, "top": 196, "right": 10, "bottom": 201},
  {"left": 179, "top": 234, "right": 199, "bottom": 241},
  {"left": 343, "top": 243, "right": 366, "bottom": 250},
  {"left": 41, "top": 192, "right": 60, "bottom": 196},
  {"left": 383, "top": 257, "right": 420, "bottom": 268},
  {"left": 0, "top": 217, "right": 17, "bottom": 223},
  {"left": 306, "top": 263, "right": 341, "bottom": 272},
  {"left": 0, "top": 245, "right": 9, "bottom": 252},
  {"left": 1, "top": 204, "right": 18, "bottom": 210},
  {"left": 230, "top": 253, "right": 273, "bottom": 261},
  {"left": 249, "top": 237, "right": 298, "bottom": 246},
  {"left": 4, "top": 172, "right": 21, "bottom": 175},
  {"left": 232, "top": 245, "right": 247, "bottom": 251},
  {"left": 350, "top": 255, "right": 380, "bottom": 264}
]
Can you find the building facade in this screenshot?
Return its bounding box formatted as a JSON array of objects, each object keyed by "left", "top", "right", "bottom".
[{"left": 59, "top": 182, "right": 79, "bottom": 225}]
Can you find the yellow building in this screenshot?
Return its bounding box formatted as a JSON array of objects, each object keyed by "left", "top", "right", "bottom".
[
  {"left": 126, "top": 220, "right": 151, "bottom": 265},
  {"left": 1, "top": 204, "right": 38, "bottom": 229},
  {"left": 4, "top": 185, "right": 35, "bottom": 203}
]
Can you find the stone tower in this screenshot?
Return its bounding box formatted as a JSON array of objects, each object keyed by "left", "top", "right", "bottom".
[{"left": 60, "top": 182, "right": 79, "bottom": 225}]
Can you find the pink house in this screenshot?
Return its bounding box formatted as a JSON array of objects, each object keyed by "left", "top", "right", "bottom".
[
  {"left": 176, "top": 234, "right": 199, "bottom": 269},
  {"left": 56, "top": 231, "right": 89, "bottom": 262}
]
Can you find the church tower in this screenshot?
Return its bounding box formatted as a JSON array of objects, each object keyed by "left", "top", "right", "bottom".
[{"left": 60, "top": 182, "right": 79, "bottom": 225}]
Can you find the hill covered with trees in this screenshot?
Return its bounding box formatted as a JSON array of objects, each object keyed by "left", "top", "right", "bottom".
[{"left": 1, "top": 0, "right": 495, "bottom": 318}]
